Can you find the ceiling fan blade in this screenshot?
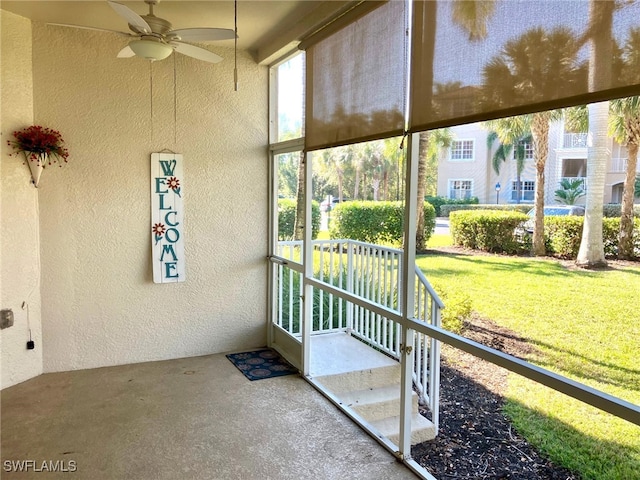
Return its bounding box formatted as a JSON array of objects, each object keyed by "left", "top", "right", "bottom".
[
  {"left": 168, "top": 28, "right": 236, "bottom": 43},
  {"left": 47, "top": 23, "right": 133, "bottom": 37},
  {"left": 171, "top": 42, "right": 222, "bottom": 64},
  {"left": 108, "top": 0, "right": 151, "bottom": 34},
  {"left": 117, "top": 45, "right": 136, "bottom": 58}
]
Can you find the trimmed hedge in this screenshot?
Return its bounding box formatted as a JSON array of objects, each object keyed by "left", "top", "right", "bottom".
[
  {"left": 441, "top": 203, "right": 532, "bottom": 217},
  {"left": 450, "top": 210, "right": 529, "bottom": 254},
  {"left": 545, "top": 216, "right": 640, "bottom": 259},
  {"left": 441, "top": 203, "right": 640, "bottom": 218},
  {"left": 451, "top": 210, "right": 640, "bottom": 259},
  {"left": 329, "top": 201, "right": 436, "bottom": 247},
  {"left": 278, "top": 199, "right": 320, "bottom": 240},
  {"left": 426, "top": 195, "right": 479, "bottom": 217},
  {"left": 602, "top": 204, "right": 640, "bottom": 218}
]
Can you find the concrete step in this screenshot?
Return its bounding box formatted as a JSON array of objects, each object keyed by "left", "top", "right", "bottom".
[
  {"left": 339, "top": 385, "right": 418, "bottom": 421},
  {"left": 315, "top": 363, "right": 401, "bottom": 394},
  {"left": 369, "top": 412, "right": 437, "bottom": 445}
]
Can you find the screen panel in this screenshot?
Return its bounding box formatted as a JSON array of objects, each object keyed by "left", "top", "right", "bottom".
[{"left": 410, "top": 0, "right": 640, "bottom": 132}]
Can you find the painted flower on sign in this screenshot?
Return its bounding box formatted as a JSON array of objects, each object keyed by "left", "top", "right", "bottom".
[
  {"left": 152, "top": 223, "right": 166, "bottom": 244},
  {"left": 167, "top": 176, "right": 181, "bottom": 197}
]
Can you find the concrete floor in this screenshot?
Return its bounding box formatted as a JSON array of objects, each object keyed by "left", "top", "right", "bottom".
[{"left": 1, "top": 352, "right": 418, "bottom": 480}]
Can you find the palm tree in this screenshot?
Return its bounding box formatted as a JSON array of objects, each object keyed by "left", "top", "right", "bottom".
[
  {"left": 482, "top": 27, "right": 582, "bottom": 255},
  {"left": 293, "top": 151, "right": 306, "bottom": 240},
  {"left": 611, "top": 29, "right": 640, "bottom": 259},
  {"left": 416, "top": 132, "right": 431, "bottom": 252},
  {"left": 363, "top": 141, "right": 385, "bottom": 201},
  {"left": 555, "top": 178, "right": 586, "bottom": 205},
  {"left": 416, "top": 1, "right": 496, "bottom": 252},
  {"left": 576, "top": 0, "right": 616, "bottom": 268},
  {"left": 483, "top": 117, "right": 532, "bottom": 204},
  {"left": 383, "top": 137, "right": 404, "bottom": 201},
  {"left": 609, "top": 96, "right": 640, "bottom": 259}
]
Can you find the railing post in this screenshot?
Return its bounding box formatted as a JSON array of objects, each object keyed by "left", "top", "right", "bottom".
[
  {"left": 346, "top": 240, "right": 354, "bottom": 334},
  {"left": 429, "top": 302, "right": 442, "bottom": 434}
]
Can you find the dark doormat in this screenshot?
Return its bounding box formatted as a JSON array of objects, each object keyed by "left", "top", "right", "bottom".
[{"left": 226, "top": 348, "right": 298, "bottom": 381}]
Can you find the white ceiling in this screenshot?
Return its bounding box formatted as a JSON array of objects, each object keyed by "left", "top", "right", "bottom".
[{"left": 1, "top": 0, "right": 352, "bottom": 63}]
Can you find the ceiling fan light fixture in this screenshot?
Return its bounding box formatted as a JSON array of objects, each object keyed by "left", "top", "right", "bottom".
[{"left": 129, "top": 39, "right": 173, "bottom": 61}]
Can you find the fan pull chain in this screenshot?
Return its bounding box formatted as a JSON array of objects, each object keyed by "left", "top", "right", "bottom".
[
  {"left": 149, "top": 61, "right": 154, "bottom": 141},
  {"left": 234, "top": 0, "right": 238, "bottom": 91},
  {"left": 173, "top": 54, "right": 177, "bottom": 147}
]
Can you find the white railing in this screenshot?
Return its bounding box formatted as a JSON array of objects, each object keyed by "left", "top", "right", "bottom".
[
  {"left": 563, "top": 133, "right": 588, "bottom": 148},
  {"left": 610, "top": 157, "right": 640, "bottom": 173},
  {"left": 274, "top": 239, "right": 442, "bottom": 419}
]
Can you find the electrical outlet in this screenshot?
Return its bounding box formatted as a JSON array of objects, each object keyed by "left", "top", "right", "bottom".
[
  {"left": 1, "top": 309, "right": 14, "bottom": 329},
  {"left": 27, "top": 340, "right": 35, "bottom": 350}
]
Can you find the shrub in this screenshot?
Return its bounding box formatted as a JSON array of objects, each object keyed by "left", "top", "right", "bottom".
[
  {"left": 441, "top": 203, "right": 531, "bottom": 217},
  {"left": 450, "top": 210, "right": 529, "bottom": 254},
  {"left": 544, "top": 216, "right": 584, "bottom": 258},
  {"left": 432, "top": 283, "right": 472, "bottom": 334},
  {"left": 426, "top": 195, "right": 479, "bottom": 217},
  {"left": 602, "top": 204, "right": 640, "bottom": 218},
  {"left": 278, "top": 199, "right": 320, "bottom": 240},
  {"left": 544, "top": 216, "right": 640, "bottom": 259},
  {"left": 329, "top": 201, "right": 436, "bottom": 247}
]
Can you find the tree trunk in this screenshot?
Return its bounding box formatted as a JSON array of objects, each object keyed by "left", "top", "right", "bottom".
[
  {"left": 354, "top": 166, "right": 360, "bottom": 200},
  {"left": 576, "top": 101, "right": 609, "bottom": 267},
  {"left": 531, "top": 112, "right": 550, "bottom": 256},
  {"left": 416, "top": 131, "right": 430, "bottom": 251},
  {"left": 383, "top": 170, "right": 389, "bottom": 201},
  {"left": 293, "top": 152, "right": 306, "bottom": 241},
  {"left": 362, "top": 174, "right": 368, "bottom": 200},
  {"left": 372, "top": 178, "right": 380, "bottom": 201},
  {"left": 577, "top": 0, "right": 612, "bottom": 267},
  {"left": 618, "top": 139, "right": 639, "bottom": 259}
]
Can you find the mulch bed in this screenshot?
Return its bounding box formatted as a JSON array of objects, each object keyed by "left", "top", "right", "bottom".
[{"left": 411, "top": 314, "right": 578, "bottom": 480}]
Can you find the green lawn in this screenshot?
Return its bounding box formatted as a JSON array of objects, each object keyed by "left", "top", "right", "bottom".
[{"left": 420, "top": 234, "right": 640, "bottom": 479}]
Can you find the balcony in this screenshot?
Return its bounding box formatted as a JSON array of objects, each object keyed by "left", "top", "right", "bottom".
[
  {"left": 610, "top": 157, "right": 640, "bottom": 173},
  {"left": 563, "top": 133, "right": 588, "bottom": 149}
]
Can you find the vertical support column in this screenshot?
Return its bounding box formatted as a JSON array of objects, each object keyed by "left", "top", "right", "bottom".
[
  {"left": 302, "top": 150, "right": 313, "bottom": 376},
  {"left": 399, "top": 133, "right": 419, "bottom": 457},
  {"left": 267, "top": 147, "right": 277, "bottom": 348}
]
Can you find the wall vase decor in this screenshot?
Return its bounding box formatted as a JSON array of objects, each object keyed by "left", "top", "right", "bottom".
[
  {"left": 6, "top": 125, "right": 70, "bottom": 187},
  {"left": 26, "top": 155, "right": 45, "bottom": 187}
]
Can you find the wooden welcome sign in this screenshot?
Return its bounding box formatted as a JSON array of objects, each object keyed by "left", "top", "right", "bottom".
[{"left": 151, "top": 153, "right": 185, "bottom": 283}]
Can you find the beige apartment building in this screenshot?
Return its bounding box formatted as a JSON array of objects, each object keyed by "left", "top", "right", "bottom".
[{"left": 437, "top": 121, "right": 638, "bottom": 206}]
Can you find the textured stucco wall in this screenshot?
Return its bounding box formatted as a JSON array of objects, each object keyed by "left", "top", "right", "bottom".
[
  {"left": 31, "top": 24, "right": 269, "bottom": 372},
  {"left": 1, "top": 10, "right": 44, "bottom": 388}
]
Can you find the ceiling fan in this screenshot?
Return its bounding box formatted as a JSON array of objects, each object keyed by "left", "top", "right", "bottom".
[{"left": 49, "top": 0, "right": 236, "bottom": 63}]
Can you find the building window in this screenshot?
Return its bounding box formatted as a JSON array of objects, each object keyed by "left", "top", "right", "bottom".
[
  {"left": 513, "top": 141, "right": 534, "bottom": 160},
  {"left": 450, "top": 140, "right": 474, "bottom": 161},
  {"left": 511, "top": 180, "right": 535, "bottom": 201},
  {"left": 449, "top": 180, "right": 473, "bottom": 199}
]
